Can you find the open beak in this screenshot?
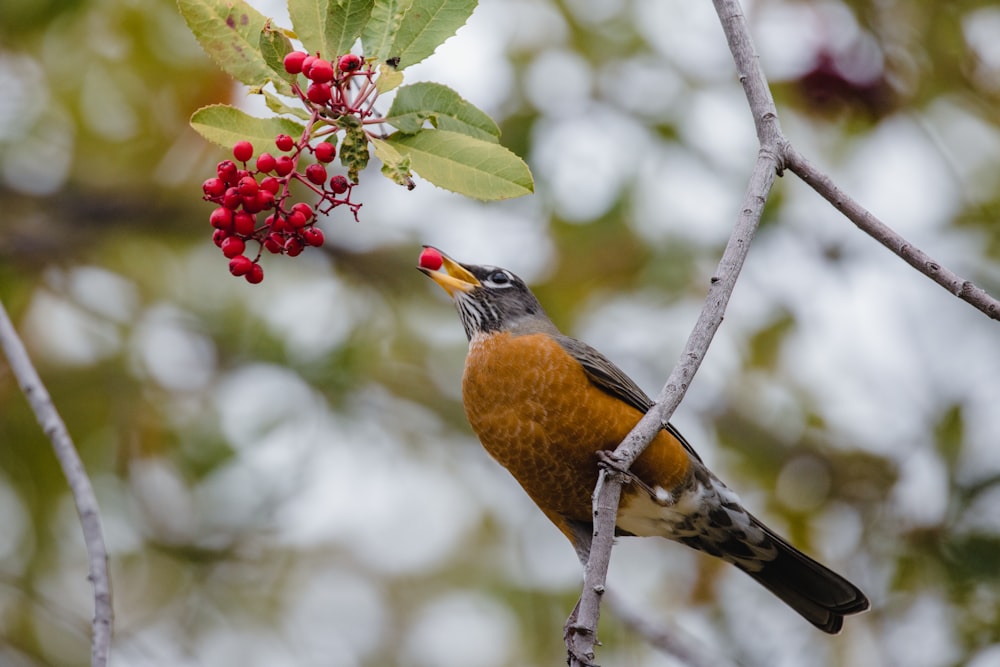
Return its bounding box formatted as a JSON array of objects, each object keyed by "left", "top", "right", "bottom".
[{"left": 418, "top": 247, "right": 481, "bottom": 297}]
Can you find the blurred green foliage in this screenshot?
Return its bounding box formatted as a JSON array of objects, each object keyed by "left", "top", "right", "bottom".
[{"left": 1, "top": 1, "right": 1000, "bottom": 666}]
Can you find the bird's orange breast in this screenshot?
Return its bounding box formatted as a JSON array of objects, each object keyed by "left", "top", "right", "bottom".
[{"left": 462, "top": 331, "right": 692, "bottom": 532}]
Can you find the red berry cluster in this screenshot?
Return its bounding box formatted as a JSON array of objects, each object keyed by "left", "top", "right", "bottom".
[
  {"left": 283, "top": 51, "right": 370, "bottom": 117},
  {"left": 202, "top": 137, "right": 358, "bottom": 283},
  {"left": 201, "top": 50, "right": 378, "bottom": 284}
]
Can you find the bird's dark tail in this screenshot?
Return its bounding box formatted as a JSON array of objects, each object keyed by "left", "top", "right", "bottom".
[{"left": 736, "top": 515, "right": 869, "bottom": 634}]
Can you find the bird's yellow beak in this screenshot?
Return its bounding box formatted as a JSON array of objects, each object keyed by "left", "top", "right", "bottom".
[{"left": 418, "top": 247, "right": 481, "bottom": 296}]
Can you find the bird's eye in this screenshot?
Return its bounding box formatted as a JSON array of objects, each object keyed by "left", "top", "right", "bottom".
[{"left": 488, "top": 271, "right": 510, "bottom": 285}]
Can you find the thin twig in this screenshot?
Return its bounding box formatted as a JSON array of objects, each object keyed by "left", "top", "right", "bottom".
[
  {"left": 784, "top": 146, "right": 1000, "bottom": 320},
  {"left": 604, "top": 591, "right": 738, "bottom": 667},
  {"left": 0, "top": 301, "right": 113, "bottom": 667}
]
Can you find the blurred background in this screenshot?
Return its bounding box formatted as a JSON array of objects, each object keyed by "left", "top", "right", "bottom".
[{"left": 2, "top": 0, "right": 999, "bottom": 665}]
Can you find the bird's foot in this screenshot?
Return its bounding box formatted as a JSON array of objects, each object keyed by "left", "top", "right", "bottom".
[
  {"left": 596, "top": 450, "right": 665, "bottom": 503},
  {"left": 595, "top": 450, "right": 634, "bottom": 480}
]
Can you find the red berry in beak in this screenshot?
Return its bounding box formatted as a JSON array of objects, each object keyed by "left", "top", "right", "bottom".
[{"left": 418, "top": 247, "right": 443, "bottom": 271}]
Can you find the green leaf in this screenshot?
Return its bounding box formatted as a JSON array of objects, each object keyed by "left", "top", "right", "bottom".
[
  {"left": 177, "top": 0, "right": 272, "bottom": 86},
  {"left": 361, "top": 0, "right": 413, "bottom": 62},
  {"left": 257, "top": 21, "right": 295, "bottom": 96},
  {"left": 385, "top": 82, "right": 499, "bottom": 141},
  {"left": 375, "top": 62, "right": 404, "bottom": 94},
  {"left": 190, "top": 104, "right": 305, "bottom": 151},
  {"left": 363, "top": 0, "right": 476, "bottom": 68},
  {"left": 288, "top": 0, "right": 375, "bottom": 59},
  {"left": 389, "top": 0, "right": 477, "bottom": 68},
  {"left": 372, "top": 138, "right": 415, "bottom": 189},
  {"left": 934, "top": 403, "right": 965, "bottom": 473},
  {"left": 747, "top": 311, "right": 795, "bottom": 369},
  {"left": 262, "top": 90, "right": 311, "bottom": 120},
  {"left": 385, "top": 129, "right": 532, "bottom": 200},
  {"left": 338, "top": 116, "right": 370, "bottom": 182}
]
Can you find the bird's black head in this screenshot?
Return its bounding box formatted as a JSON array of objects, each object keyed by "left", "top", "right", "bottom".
[{"left": 418, "top": 247, "right": 551, "bottom": 341}]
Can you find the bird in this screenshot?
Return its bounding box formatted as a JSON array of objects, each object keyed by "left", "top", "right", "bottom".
[{"left": 418, "top": 247, "right": 870, "bottom": 634}]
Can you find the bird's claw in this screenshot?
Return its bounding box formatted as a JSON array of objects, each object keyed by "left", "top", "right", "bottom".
[
  {"left": 596, "top": 450, "right": 662, "bottom": 500},
  {"left": 595, "top": 450, "right": 629, "bottom": 475}
]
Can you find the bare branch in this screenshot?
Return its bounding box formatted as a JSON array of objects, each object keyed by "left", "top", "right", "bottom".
[
  {"left": 568, "top": 18, "right": 781, "bottom": 656},
  {"left": 604, "top": 591, "right": 738, "bottom": 667},
  {"left": 784, "top": 146, "right": 1000, "bottom": 320},
  {"left": 713, "top": 0, "right": 783, "bottom": 147},
  {"left": 0, "top": 301, "right": 113, "bottom": 667},
  {"left": 569, "top": 0, "right": 998, "bottom": 662}
]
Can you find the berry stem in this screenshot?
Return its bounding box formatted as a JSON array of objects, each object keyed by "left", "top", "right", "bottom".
[
  {"left": 351, "top": 79, "right": 376, "bottom": 113},
  {"left": 288, "top": 172, "right": 328, "bottom": 198},
  {"left": 312, "top": 125, "right": 340, "bottom": 138},
  {"left": 267, "top": 112, "right": 318, "bottom": 223}
]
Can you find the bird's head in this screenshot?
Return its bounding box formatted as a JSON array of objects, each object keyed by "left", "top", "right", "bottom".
[{"left": 417, "top": 247, "right": 552, "bottom": 341}]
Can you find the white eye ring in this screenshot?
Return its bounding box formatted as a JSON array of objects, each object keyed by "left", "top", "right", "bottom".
[{"left": 484, "top": 270, "right": 514, "bottom": 288}]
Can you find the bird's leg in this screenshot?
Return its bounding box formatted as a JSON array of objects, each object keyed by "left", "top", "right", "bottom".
[
  {"left": 595, "top": 450, "right": 669, "bottom": 505},
  {"left": 563, "top": 596, "right": 600, "bottom": 667}
]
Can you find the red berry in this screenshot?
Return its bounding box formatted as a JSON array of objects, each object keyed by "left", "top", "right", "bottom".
[
  {"left": 259, "top": 176, "right": 280, "bottom": 194},
  {"left": 242, "top": 195, "right": 264, "bottom": 214},
  {"left": 228, "top": 255, "right": 253, "bottom": 276},
  {"left": 203, "top": 177, "right": 226, "bottom": 198},
  {"left": 212, "top": 228, "right": 228, "bottom": 247},
  {"left": 291, "top": 202, "right": 314, "bottom": 221},
  {"left": 256, "top": 153, "right": 276, "bottom": 173},
  {"left": 221, "top": 236, "right": 246, "bottom": 259},
  {"left": 283, "top": 51, "right": 308, "bottom": 75},
  {"left": 314, "top": 142, "right": 336, "bottom": 163},
  {"left": 287, "top": 210, "right": 307, "bottom": 228},
  {"left": 270, "top": 214, "right": 289, "bottom": 233},
  {"left": 301, "top": 55, "right": 317, "bottom": 76},
  {"left": 237, "top": 176, "right": 258, "bottom": 196},
  {"left": 307, "top": 59, "right": 333, "bottom": 83},
  {"left": 255, "top": 190, "right": 276, "bottom": 210},
  {"left": 222, "top": 187, "right": 241, "bottom": 210},
  {"left": 338, "top": 54, "right": 362, "bottom": 73},
  {"left": 275, "top": 156, "right": 295, "bottom": 177},
  {"left": 210, "top": 207, "right": 234, "bottom": 230},
  {"left": 305, "top": 163, "right": 327, "bottom": 185},
  {"left": 303, "top": 227, "right": 324, "bottom": 247},
  {"left": 418, "top": 247, "right": 443, "bottom": 271},
  {"left": 275, "top": 134, "right": 295, "bottom": 152},
  {"left": 307, "top": 83, "right": 332, "bottom": 105},
  {"left": 217, "top": 160, "right": 239, "bottom": 185},
  {"left": 263, "top": 232, "right": 284, "bottom": 253},
  {"left": 246, "top": 263, "right": 264, "bottom": 284},
  {"left": 284, "top": 237, "right": 304, "bottom": 257},
  {"left": 329, "top": 175, "right": 349, "bottom": 194},
  {"left": 233, "top": 211, "right": 256, "bottom": 236},
  {"left": 233, "top": 141, "right": 254, "bottom": 163}
]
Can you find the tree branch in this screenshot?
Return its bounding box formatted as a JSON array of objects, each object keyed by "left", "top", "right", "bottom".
[
  {"left": 0, "top": 301, "right": 113, "bottom": 667},
  {"left": 784, "top": 146, "right": 1000, "bottom": 320},
  {"left": 568, "top": 0, "right": 998, "bottom": 662},
  {"left": 603, "top": 591, "right": 738, "bottom": 667},
  {"left": 567, "top": 6, "right": 779, "bottom": 663}
]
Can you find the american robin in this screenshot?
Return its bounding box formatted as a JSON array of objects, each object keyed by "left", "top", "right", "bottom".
[{"left": 418, "top": 247, "right": 869, "bottom": 634}]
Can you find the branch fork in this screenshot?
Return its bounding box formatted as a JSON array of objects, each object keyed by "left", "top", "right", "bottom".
[{"left": 565, "top": 0, "right": 999, "bottom": 664}]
